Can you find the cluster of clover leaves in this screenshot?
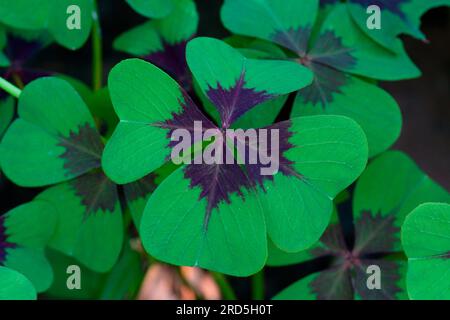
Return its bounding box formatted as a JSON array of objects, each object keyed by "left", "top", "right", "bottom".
[{"left": 0, "top": 0, "right": 449, "bottom": 300}]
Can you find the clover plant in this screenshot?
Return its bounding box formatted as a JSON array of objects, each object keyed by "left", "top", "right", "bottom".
[
  {"left": 270, "top": 151, "right": 450, "bottom": 299},
  {"left": 402, "top": 202, "right": 450, "bottom": 299},
  {"left": 319, "top": 0, "right": 450, "bottom": 49},
  {"left": 0, "top": 266, "right": 37, "bottom": 300},
  {"left": 221, "top": 0, "right": 423, "bottom": 157},
  {"left": 116, "top": 0, "right": 198, "bottom": 91},
  {"left": 0, "top": 0, "right": 447, "bottom": 301},
  {"left": 102, "top": 38, "right": 368, "bottom": 276}
]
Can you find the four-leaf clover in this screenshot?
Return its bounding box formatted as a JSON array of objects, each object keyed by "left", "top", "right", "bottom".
[
  {"left": 103, "top": 37, "right": 368, "bottom": 276},
  {"left": 270, "top": 151, "right": 450, "bottom": 299}
]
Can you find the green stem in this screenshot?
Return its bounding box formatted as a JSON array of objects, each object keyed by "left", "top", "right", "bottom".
[
  {"left": 252, "top": 270, "right": 265, "bottom": 300},
  {"left": 0, "top": 76, "right": 21, "bottom": 98},
  {"left": 211, "top": 272, "right": 237, "bottom": 300},
  {"left": 91, "top": 0, "right": 103, "bottom": 91}
]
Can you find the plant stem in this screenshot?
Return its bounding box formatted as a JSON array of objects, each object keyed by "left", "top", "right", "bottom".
[
  {"left": 0, "top": 76, "right": 21, "bottom": 98},
  {"left": 252, "top": 270, "right": 265, "bottom": 300},
  {"left": 211, "top": 272, "right": 237, "bottom": 300},
  {"left": 91, "top": 0, "right": 103, "bottom": 91}
]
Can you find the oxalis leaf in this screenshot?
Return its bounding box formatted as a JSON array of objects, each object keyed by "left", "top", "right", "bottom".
[
  {"left": 402, "top": 203, "right": 450, "bottom": 300},
  {"left": 126, "top": 0, "right": 174, "bottom": 19},
  {"left": 320, "top": 0, "right": 450, "bottom": 50},
  {"left": 193, "top": 37, "right": 289, "bottom": 129},
  {"left": 270, "top": 151, "right": 450, "bottom": 299},
  {"left": 0, "top": 77, "right": 123, "bottom": 272},
  {"left": 221, "top": 0, "right": 420, "bottom": 157},
  {"left": 45, "top": 239, "right": 143, "bottom": 300},
  {"left": 103, "top": 38, "right": 368, "bottom": 276},
  {"left": 0, "top": 266, "right": 37, "bottom": 300},
  {"left": 115, "top": 0, "right": 198, "bottom": 90},
  {"left": 0, "top": 0, "right": 93, "bottom": 50},
  {"left": 0, "top": 201, "right": 56, "bottom": 292}
]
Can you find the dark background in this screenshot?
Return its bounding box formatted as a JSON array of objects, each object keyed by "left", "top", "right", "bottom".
[{"left": 0, "top": 0, "right": 448, "bottom": 299}]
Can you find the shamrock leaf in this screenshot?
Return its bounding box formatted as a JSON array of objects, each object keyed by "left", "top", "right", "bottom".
[
  {"left": 0, "top": 201, "right": 56, "bottom": 292},
  {"left": 270, "top": 151, "right": 450, "bottom": 299},
  {"left": 126, "top": 0, "right": 174, "bottom": 19},
  {"left": 188, "top": 37, "right": 312, "bottom": 128},
  {"left": 0, "top": 266, "right": 37, "bottom": 300},
  {"left": 103, "top": 38, "right": 367, "bottom": 276},
  {"left": 123, "top": 162, "right": 178, "bottom": 228},
  {"left": 321, "top": 0, "right": 450, "bottom": 50},
  {"left": 0, "top": 97, "right": 14, "bottom": 139},
  {"left": 221, "top": 0, "right": 420, "bottom": 156},
  {"left": 115, "top": 0, "right": 198, "bottom": 90},
  {"left": 402, "top": 202, "right": 450, "bottom": 300},
  {"left": 0, "top": 77, "right": 123, "bottom": 272},
  {"left": 58, "top": 75, "right": 119, "bottom": 139},
  {"left": 193, "top": 38, "right": 289, "bottom": 129},
  {"left": 45, "top": 240, "right": 143, "bottom": 299},
  {"left": 0, "top": 0, "right": 94, "bottom": 50},
  {"left": 48, "top": 0, "right": 94, "bottom": 50},
  {"left": 0, "top": 0, "right": 49, "bottom": 30}
]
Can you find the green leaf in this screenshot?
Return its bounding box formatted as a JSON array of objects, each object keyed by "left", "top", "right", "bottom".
[
  {"left": 0, "top": 97, "right": 14, "bottom": 138},
  {"left": 36, "top": 172, "right": 123, "bottom": 272},
  {"left": 1, "top": 201, "right": 57, "bottom": 292},
  {"left": 269, "top": 150, "right": 449, "bottom": 300},
  {"left": 124, "top": 162, "right": 177, "bottom": 228},
  {"left": 221, "top": 0, "right": 319, "bottom": 56},
  {"left": 222, "top": 0, "right": 420, "bottom": 81},
  {"left": 192, "top": 40, "right": 289, "bottom": 129},
  {"left": 115, "top": 0, "right": 198, "bottom": 54},
  {"left": 292, "top": 75, "right": 401, "bottom": 157},
  {"left": 114, "top": 21, "right": 163, "bottom": 57},
  {"left": 0, "top": 77, "right": 102, "bottom": 187},
  {"left": 46, "top": 240, "right": 143, "bottom": 299},
  {"left": 346, "top": 0, "right": 450, "bottom": 50},
  {"left": 0, "top": 0, "right": 49, "bottom": 30},
  {"left": 48, "top": 0, "right": 93, "bottom": 50},
  {"left": 140, "top": 166, "right": 267, "bottom": 276},
  {"left": 126, "top": 0, "right": 174, "bottom": 18},
  {"left": 193, "top": 77, "right": 288, "bottom": 130},
  {"left": 0, "top": 266, "right": 36, "bottom": 300},
  {"left": 103, "top": 58, "right": 208, "bottom": 184},
  {"left": 353, "top": 151, "right": 450, "bottom": 251},
  {"left": 402, "top": 202, "right": 450, "bottom": 300},
  {"left": 187, "top": 37, "right": 313, "bottom": 127},
  {"left": 57, "top": 75, "right": 119, "bottom": 139},
  {"left": 315, "top": 4, "right": 420, "bottom": 80},
  {"left": 267, "top": 209, "right": 340, "bottom": 266}
]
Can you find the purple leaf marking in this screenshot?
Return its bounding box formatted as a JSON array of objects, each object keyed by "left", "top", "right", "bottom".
[
  {"left": 206, "top": 72, "right": 273, "bottom": 129},
  {"left": 305, "top": 211, "right": 402, "bottom": 299},
  {"left": 272, "top": 27, "right": 356, "bottom": 108},
  {"left": 0, "top": 215, "right": 16, "bottom": 264},
  {"left": 70, "top": 171, "right": 118, "bottom": 217},
  {"left": 58, "top": 123, "right": 104, "bottom": 177}
]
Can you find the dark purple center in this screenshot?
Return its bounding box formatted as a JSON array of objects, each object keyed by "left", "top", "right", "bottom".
[
  {"left": 70, "top": 171, "right": 118, "bottom": 217},
  {"left": 272, "top": 27, "right": 356, "bottom": 108},
  {"left": 206, "top": 73, "right": 274, "bottom": 129},
  {"left": 157, "top": 86, "right": 299, "bottom": 229},
  {"left": 307, "top": 211, "right": 402, "bottom": 299},
  {"left": 58, "top": 123, "right": 104, "bottom": 177}
]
